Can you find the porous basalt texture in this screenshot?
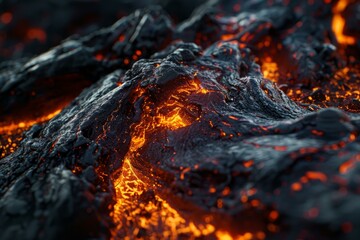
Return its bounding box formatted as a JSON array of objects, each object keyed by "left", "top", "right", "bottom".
[{"left": 0, "top": 0, "right": 359, "bottom": 239}]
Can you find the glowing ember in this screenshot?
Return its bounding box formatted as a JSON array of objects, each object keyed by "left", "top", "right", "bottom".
[
  {"left": 332, "top": 0, "right": 355, "bottom": 45},
  {"left": 0, "top": 109, "right": 62, "bottom": 159},
  {"left": 0, "top": 0, "right": 359, "bottom": 239},
  {"left": 339, "top": 154, "right": 360, "bottom": 174},
  {"left": 261, "top": 57, "right": 279, "bottom": 83},
  {"left": 0, "top": 133, "right": 22, "bottom": 159}
]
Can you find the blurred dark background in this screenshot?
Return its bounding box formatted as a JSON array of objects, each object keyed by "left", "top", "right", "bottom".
[{"left": 0, "top": 0, "right": 206, "bottom": 61}]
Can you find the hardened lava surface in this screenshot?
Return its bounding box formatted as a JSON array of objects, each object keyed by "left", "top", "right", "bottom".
[{"left": 0, "top": 0, "right": 359, "bottom": 240}]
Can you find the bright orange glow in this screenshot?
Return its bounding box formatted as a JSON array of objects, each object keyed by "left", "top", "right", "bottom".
[
  {"left": 243, "top": 160, "right": 254, "bottom": 168},
  {"left": 215, "top": 230, "right": 262, "bottom": 240},
  {"left": 0, "top": 134, "right": 22, "bottom": 159},
  {"left": 128, "top": 130, "right": 146, "bottom": 152},
  {"left": 261, "top": 57, "right": 279, "bottom": 82},
  {"left": 291, "top": 182, "right": 302, "bottom": 191},
  {"left": 216, "top": 230, "right": 233, "bottom": 240},
  {"left": 0, "top": 109, "right": 62, "bottom": 158},
  {"left": 128, "top": 80, "right": 207, "bottom": 152},
  {"left": 305, "top": 171, "right": 327, "bottom": 182},
  {"left": 156, "top": 107, "right": 190, "bottom": 130},
  {"left": 111, "top": 157, "right": 216, "bottom": 238},
  {"left": 284, "top": 66, "right": 360, "bottom": 112},
  {"left": 332, "top": 0, "right": 355, "bottom": 45},
  {"left": 221, "top": 34, "right": 236, "bottom": 41},
  {"left": 339, "top": 154, "right": 360, "bottom": 174},
  {"left": 0, "top": 109, "right": 62, "bottom": 135},
  {"left": 111, "top": 79, "right": 216, "bottom": 239}
]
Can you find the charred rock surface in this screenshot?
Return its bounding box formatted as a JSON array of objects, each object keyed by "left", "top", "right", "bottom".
[
  {"left": 0, "top": 0, "right": 205, "bottom": 60},
  {"left": 0, "top": 7, "right": 172, "bottom": 123},
  {"left": 0, "top": 0, "right": 359, "bottom": 240}
]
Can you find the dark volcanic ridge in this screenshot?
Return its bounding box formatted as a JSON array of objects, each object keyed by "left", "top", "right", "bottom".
[{"left": 0, "top": 1, "right": 359, "bottom": 240}]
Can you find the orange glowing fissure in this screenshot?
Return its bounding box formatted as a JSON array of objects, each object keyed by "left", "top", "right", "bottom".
[
  {"left": 257, "top": 1, "right": 359, "bottom": 112},
  {"left": 111, "top": 79, "right": 217, "bottom": 239},
  {"left": 111, "top": 79, "right": 257, "bottom": 239},
  {"left": 129, "top": 80, "right": 208, "bottom": 152},
  {"left": 0, "top": 109, "right": 62, "bottom": 158},
  {"left": 332, "top": 0, "right": 355, "bottom": 45},
  {"left": 0, "top": 109, "right": 62, "bottom": 135}
]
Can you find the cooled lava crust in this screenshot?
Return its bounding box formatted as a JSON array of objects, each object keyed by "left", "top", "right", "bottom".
[{"left": 0, "top": 1, "right": 360, "bottom": 240}]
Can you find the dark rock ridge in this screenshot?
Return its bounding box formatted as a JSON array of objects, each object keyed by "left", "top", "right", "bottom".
[{"left": 0, "top": 0, "right": 359, "bottom": 239}]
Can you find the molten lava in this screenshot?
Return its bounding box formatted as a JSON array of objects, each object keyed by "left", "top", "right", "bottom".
[
  {"left": 0, "top": 109, "right": 61, "bottom": 135},
  {"left": 111, "top": 79, "right": 216, "bottom": 239},
  {"left": 0, "top": 0, "right": 359, "bottom": 240},
  {"left": 332, "top": 0, "right": 356, "bottom": 45},
  {"left": 0, "top": 109, "right": 62, "bottom": 158},
  {"left": 261, "top": 57, "right": 279, "bottom": 83}
]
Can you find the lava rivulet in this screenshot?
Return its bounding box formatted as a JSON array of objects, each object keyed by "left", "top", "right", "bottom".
[
  {"left": 0, "top": 109, "right": 62, "bottom": 158},
  {"left": 111, "top": 79, "right": 215, "bottom": 239},
  {"left": 0, "top": 109, "right": 62, "bottom": 135},
  {"left": 0, "top": 1, "right": 359, "bottom": 240}
]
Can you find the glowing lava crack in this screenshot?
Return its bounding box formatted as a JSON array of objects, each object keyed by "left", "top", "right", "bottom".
[
  {"left": 111, "top": 79, "right": 216, "bottom": 239},
  {"left": 0, "top": 1, "right": 359, "bottom": 240}
]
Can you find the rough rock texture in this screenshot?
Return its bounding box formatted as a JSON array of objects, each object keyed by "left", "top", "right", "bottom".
[
  {"left": 0, "top": 0, "right": 359, "bottom": 240},
  {"left": 0, "top": 0, "right": 206, "bottom": 60}
]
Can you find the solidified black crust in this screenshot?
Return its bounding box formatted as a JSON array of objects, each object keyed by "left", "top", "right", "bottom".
[{"left": 0, "top": 1, "right": 359, "bottom": 239}]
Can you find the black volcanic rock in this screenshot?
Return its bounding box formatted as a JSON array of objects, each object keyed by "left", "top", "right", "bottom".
[{"left": 0, "top": 0, "right": 359, "bottom": 240}]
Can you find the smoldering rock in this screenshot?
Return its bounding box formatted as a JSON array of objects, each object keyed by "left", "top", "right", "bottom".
[{"left": 0, "top": 0, "right": 359, "bottom": 240}]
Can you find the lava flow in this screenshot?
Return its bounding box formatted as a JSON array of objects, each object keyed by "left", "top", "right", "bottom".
[
  {"left": 0, "top": 109, "right": 62, "bottom": 158},
  {"left": 332, "top": 0, "right": 356, "bottom": 45},
  {"left": 0, "top": 0, "right": 359, "bottom": 240},
  {"left": 111, "top": 79, "right": 217, "bottom": 239}
]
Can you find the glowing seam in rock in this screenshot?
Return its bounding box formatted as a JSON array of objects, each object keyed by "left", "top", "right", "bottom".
[
  {"left": 0, "top": 109, "right": 62, "bottom": 135},
  {"left": 110, "top": 80, "right": 219, "bottom": 239},
  {"left": 332, "top": 0, "right": 355, "bottom": 45}
]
